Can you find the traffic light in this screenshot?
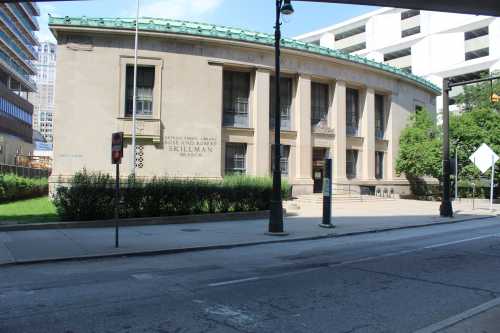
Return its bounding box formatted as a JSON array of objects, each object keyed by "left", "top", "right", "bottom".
[
  {"left": 491, "top": 93, "right": 500, "bottom": 103},
  {"left": 111, "top": 132, "right": 124, "bottom": 164}
]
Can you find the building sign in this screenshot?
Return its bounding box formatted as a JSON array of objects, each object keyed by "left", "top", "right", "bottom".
[
  {"left": 35, "top": 142, "right": 53, "bottom": 151},
  {"left": 165, "top": 135, "right": 217, "bottom": 158}
]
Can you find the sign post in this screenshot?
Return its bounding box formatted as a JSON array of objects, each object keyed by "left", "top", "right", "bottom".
[
  {"left": 319, "top": 157, "right": 334, "bottom": 228},
  {"left": 111, "top": 132, "right": 124, "bottom": 248},
  {"left": 469, "top": 143, "right": 498, "bottom": 211},
  {"left": 491, "top": 155, "right": 496, "bottom": 211}
]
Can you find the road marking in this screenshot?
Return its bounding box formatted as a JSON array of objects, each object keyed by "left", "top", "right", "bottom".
[
  {"left": 413, "top": 296, "right": 500, "bottom": 333},
  {"left": 208, "top": 277, "right": 260, "bottom": 287},
  {"left": 423, "top": 234, "right": 500, "bottom": 249},
  {"left": 208, "top": 232, "right": 500, "bottom": 288}
]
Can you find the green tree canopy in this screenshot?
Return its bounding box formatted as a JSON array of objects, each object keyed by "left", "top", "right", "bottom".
[
  {"left": 396, "top": 109, "right": 442, "bottom": 179},
  {"left": 453, "top": 72, "right": 500, "bottom": 113},
  {"left": 396, "top": 82, "right": 500, "bottom": 190}
]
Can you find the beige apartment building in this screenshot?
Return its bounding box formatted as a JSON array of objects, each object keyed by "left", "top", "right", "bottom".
[{"left": 48, "top": 17, "right": 439, "bottom": 196}]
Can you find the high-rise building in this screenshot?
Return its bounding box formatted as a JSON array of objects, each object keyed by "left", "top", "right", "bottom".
[
  {"left": 31, "top": 41, "right": 56, "bottom": 143},
  {"left": 295, "top": 8, "right": 500, "bottom": 120},
  {"left": 0, "top": 2, "right": 39, "bottom": 165}
]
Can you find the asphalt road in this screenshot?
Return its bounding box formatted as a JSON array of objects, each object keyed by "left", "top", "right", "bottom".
[{"left": 1, "top": 217, "right": 500, "bottom": 333}]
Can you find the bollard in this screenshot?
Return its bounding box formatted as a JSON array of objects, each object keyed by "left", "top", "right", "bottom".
[{"left": 319, "top": 158, "right": 334, "bottom": 228}]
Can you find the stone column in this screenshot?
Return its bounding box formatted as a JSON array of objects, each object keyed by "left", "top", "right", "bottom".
[
  {"left": 333, "top": 81, "right": 347, "bottom": 180},
  {"left": 252, "top": 69, "right": 270, "bottom": 176},
  {"left": 294, "top": 74, "right": 313, "bottom": 195},
  {"left": 386, "top": 94, "right": 397, "bottom": 180},
  {"left": 362, "top": 88, "right": 376, "bottom": 180}
]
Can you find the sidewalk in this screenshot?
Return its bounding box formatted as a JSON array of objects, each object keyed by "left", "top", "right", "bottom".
[{"left": 0, "top": 199, "right": 497, "bottom": 266}]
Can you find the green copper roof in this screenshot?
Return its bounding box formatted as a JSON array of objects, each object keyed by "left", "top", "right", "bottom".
[{"left": 49, "top": 16, "right": 440, "bottom": 94}]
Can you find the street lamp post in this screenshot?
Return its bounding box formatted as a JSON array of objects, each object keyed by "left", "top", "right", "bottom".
[
  {"left": 269, "top": 0, "right": 294, "bottom": 234},
  {"left": 440, "top": 78, "right": 453, "bottom": 217}
]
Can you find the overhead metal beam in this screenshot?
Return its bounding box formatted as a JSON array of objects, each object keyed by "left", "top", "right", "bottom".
[{"left": 295, "top": 0, "right": 500, "bottom": 16}]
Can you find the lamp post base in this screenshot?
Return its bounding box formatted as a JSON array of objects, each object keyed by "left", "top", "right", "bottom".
[
  {"left": 268, "top": 198, "right": 284, "bottom": 233},
  {"left": 319, "top": 223, "right": 335, "bottom": 229},
  {"left": 440, "top": 201, "right": 453, "bottom": 217}
]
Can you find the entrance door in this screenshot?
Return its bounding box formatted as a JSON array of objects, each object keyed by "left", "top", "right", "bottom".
[{"left": 313, "top": 167, "right": 323, "bottom": 193}]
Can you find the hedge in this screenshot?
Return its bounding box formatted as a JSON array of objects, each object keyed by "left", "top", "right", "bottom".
[
  {"left": 0, "top": 174, "right": 48, "bottom": 203},
  {"left": 53, "top": 170, "right": 292, "bottom": 221}
]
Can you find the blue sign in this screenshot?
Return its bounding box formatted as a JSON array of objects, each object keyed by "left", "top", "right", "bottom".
[{"left": 35, "top": 142, "right": 53, "bottom": 151}]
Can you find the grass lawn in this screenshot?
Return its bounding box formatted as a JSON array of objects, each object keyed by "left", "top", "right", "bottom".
[{"left": 0, "top": 196, "right": 59, "bottom": 223}]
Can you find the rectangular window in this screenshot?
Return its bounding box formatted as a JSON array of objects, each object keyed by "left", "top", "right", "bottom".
[
  {"left": 223, "top": 70, "right": 250, "bottom": 127},
  {"left": 465, "top": 27, "right": 488, "bottom": 40},
  {"left": 402, "top": 26, "right": 420, "bottom": 38},
  {"left": 225, "top": 143, "right": 246, "bottom": 174},
  {"left": 465, "top": 48, "right": 489, "bottom": 61},
  {"left": 401, "top": 9, "right": 420, "bottom": 20},
  {"left": 334, "top": 25, "right": 366, "bottom": 41},
  {"left": 384, "top": 48, "right": 411, "bottom": 62},
  {"left": 271, "top": 144, "right": 290, "bottom": 176},
  {"left": 346, "top": 88, "right": 359, "bottom": 136},
  {"left": 375, "top": 151, "right": 384, "bottom": 179},
  {"left": 270, "top": 76, "right": 292, "bottom": 130},
  {"left": 346, "top": 149, "right": 358, "bottom": 179},
  {"left": 311, "top": 82, "right": 329, "bottom": 127},
  {"left": 125, "top": 65, "right": 154, "bottom": 117},
  {"left": 375, "top": 94, "right": 385, "bottom": 140}
]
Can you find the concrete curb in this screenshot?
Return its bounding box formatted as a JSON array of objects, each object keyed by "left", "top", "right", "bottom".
[
  {"left": 0, "top": 210, "right": 271, "bottom": 232},
  {"left": 0, "top": 214, "right": 496, "bottom": 268}
]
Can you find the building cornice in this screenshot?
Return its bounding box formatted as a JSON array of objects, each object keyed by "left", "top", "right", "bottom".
[{"left": 48, "top": 16, "right": 441, "bottom": 95}]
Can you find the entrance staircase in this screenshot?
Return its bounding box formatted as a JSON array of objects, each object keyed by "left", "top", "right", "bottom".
[{"left": 285, "top": 190, "right": 396, "bottom": 213}]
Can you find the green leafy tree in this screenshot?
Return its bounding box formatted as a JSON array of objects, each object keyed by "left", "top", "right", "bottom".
[
  {"left": 453, "top": 71, "right": 500, "bottom": 113},
  {"left": 396, "top": 109, "right": 442, "bottom": 179},
  {"left": 396, "top": 99, "right": 500, "bottom": 198},
  {"left": 450, "top": 108, "right": 500, "bottom": 186}
]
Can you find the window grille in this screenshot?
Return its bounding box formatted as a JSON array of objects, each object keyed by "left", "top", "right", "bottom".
[
  {"left": 270, "top": 77, "right": 292, "bottom": 130},
  {"left": 225, "top": 143, "right": 246, "bottom": 174},
  {"left": 125, "top": 66, "right": 154, "bottom": 117},
  {"left": 346, "top": 149, "right": 358, "bottom": 179},
  {"left": 311, "top": 82, "right": 329, "bottom": 127},
  {"left": 271, "top": 145, "right": 290, "bottom": 176},
  {"left": 375, "top": 151, "right": 384, "bottom": 179},
  {"left": 346, "top": 88, "right": 359, "bottom": 136},
  {"left": 223, "top": 71, "right": 250, "bottom": 127},
  {"left": 375, "top": 94, "right": 385, "bottom": 139}
]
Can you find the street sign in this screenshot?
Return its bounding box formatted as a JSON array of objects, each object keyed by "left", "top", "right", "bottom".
[
  {"left": 469, "top": 143, "right": 499, "bottom": 174},
  {"left": 469, "top": 143, "right": 499, "bottom": 211},
  {"left": 111, "top": 132, "right": 124, "bottom": 164}
]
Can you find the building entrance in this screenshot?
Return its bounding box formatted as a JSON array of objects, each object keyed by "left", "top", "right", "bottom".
[{"left": 313, "top": 148, "right": 329, "bottom": 193}]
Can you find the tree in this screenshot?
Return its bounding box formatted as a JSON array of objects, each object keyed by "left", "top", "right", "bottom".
[
  {"left": 396, "top": 106, "right": 500, "bottom": 198},
  {"left": 453, "top": 71, "right": 500, "bottom": 113},
  {"left": 396, "top": 109, "right": 442, "bottom": 179},
  {"left": 450, "top": 108, "right": 500, "bottom": 185}
]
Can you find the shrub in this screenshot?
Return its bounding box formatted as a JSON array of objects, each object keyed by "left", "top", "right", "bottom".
[
  {"left": 0, "top": 174, "right": 48, "bottom": 203},
  {"left": 53, "top": 170, "right": 292, "bottom": 221}
]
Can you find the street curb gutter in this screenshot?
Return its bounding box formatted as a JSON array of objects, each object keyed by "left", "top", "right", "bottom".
[
  {"left": 0, "top": 215, "right": 496, "bottom": 268},
  {"left": 0, "top": 210, "right": 271, "bottom": 232}
]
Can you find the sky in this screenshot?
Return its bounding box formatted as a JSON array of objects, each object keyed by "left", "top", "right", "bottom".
[{"left": 37, "top": 0, "right": 378, "bottom": 42}]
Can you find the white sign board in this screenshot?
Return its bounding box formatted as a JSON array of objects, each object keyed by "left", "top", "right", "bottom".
[{"left": 469, "top": 143, "right": 499, "bottom": 174}]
